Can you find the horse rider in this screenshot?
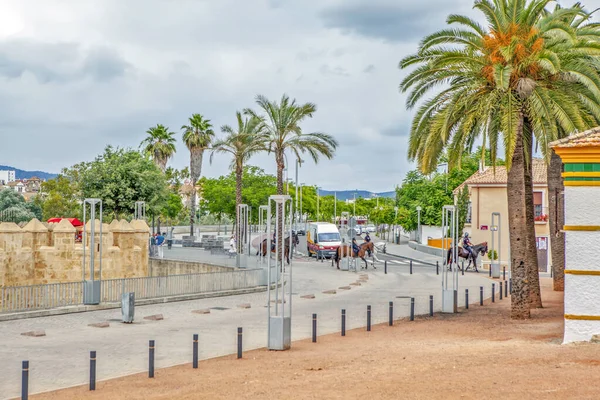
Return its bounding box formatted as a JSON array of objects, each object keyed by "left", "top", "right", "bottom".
[
  {"left": 352, "top": 238, "right": 360, "bottom": 257},
  {"left": 463, "top": 232, "right": 473, "bottom": 260},
  {"left": 363, "top": 232, "right": 372, "bottom": 256}
]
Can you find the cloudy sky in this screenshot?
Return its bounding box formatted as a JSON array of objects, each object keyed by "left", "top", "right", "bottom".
[{"left": 0, "top": 0, "right": 486, "bottom": 192}]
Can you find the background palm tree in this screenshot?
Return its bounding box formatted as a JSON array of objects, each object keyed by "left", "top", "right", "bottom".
[
  {"left": 210, "top": 112, "right": 265, "bottom": 252},
  {"left": 400, "top": 0, "right": 600, "bottom": 319},
  {"left": 245, "top": 94, "right": 337, "bottom": 260},
  {"left": 182, "top": 114, "right": 215, "bottom": 236},
  {"left": 140, "top": 124, "right": 176, "bottom": 172}
]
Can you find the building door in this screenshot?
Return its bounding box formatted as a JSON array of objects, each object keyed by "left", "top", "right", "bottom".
[{"left": 536, "top": 237, "right": 548, "bottom": 272}]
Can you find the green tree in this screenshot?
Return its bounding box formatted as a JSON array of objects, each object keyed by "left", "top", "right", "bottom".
[
  {"left": 182, "top": 114, "right": 214, "bottom": 236},
  {"left": 211, "top": 112, "right": 265, "bottom": 251},
  {"left": 38, "top": 175, "right": 81, "bottom": 220},
  {"left": 399, "top": 0, "right": 600, "bottom": 318},
  {"left": 0, "top": 189, "right": 39, "bottom": 222},
  {"left": 140, "top": 124, "right": 177, "bottom": 172}
]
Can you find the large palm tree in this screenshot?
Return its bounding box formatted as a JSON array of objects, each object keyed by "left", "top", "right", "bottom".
[
  {"left": 182, "top": 114, "right": 215, "bottom": 236},
  {"left": 210, "top": 112, "right": 265, "bottom": 252},
  {"left": 400, "top": 0, "right": 600, "bottom": 319},
  {"left": 140, "top": 124, "right": 177, "bottom": 172}
]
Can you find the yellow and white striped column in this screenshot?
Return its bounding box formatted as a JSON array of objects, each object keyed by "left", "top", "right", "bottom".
[{"left": 552, "top": 131, "right": 600, "bottom": 344}]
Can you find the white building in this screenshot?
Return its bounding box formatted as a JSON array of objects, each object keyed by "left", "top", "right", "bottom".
[{"left": 0, "top": 170, "right": 15, "bottom": 185}]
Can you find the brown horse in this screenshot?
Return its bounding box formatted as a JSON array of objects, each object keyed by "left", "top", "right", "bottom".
[
  {"left": 332, "top": 241, "right": 375, "bottom": 270},
  {"left": 257, "top": 233, "right": 299, "bottom": 265},
  {"left": 445, "top": 242, "right": 488, "bottom": 272}
]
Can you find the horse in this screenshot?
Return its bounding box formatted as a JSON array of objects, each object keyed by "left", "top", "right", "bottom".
[
  {"left": 332, "top": 241, "right": 375, "bottom": 270},
  {"left": 257, "top": 233, "right": 299, "bottom": 265},
  {"left": 445, "top": 242, "right": 488, "bottom": 273}
]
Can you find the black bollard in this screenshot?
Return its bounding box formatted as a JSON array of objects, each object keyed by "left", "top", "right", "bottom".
[
  {"left": 385, "top": 260, "right": 387, "bottom": 274},
  {"left": 22, "top": 360, "right": 29, "bottom": 400},
  {"left": 149, "top": 340, "right": 155, "bottom": 378},
  {"left": 312, "top": 314, "right": 317, "bottom": 343},
  {"left": 492, "top": 284, "right": 495, "bottom": 303},
  {"left": 237, "top": 327, "right": 243, "bottom": 359},
  {"left": 389, "top": 301, "right": 394, "bottom": 326},
  {"left": 436, "top": 261, "right": 439, "bottom": 275},
  {"left": 480, "top": 286, "right": 483, "bottom": 306},
  {"left": 410, "top": 260, "right": 413, "bottom": 274},
  {"left": 193, "top": 334, "right": 198, "bottom": 369},
  {"left": 465, "top": 289, "right": 469, "bottom": 310},
  {"left": 410, "top": 298, "right": 415, "bottom": 321},
  {"left": 499, "top": 282, "right": 503, "bottom": 300},
  {"left": 503, "top": 266, "right": 506, "bottom": 280},
  {"left": 489, "top": 265, "right": 492, "bottom": 277},
  {"left": 367, "top": 305, "right": 371, "bottom": 331},
  {"left": 90, "top": 351, "right": 96, "bottom": 391},
  {"left": 429, "top": 295, "right": 433, "bottom": 317},
  {"left": 505, "top": 281, "right": 508, "bottom": 297},
  {"left": 341, "top": 309, "right": 346, "bottom": 336}
]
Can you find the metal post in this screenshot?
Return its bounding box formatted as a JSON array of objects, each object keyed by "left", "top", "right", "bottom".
[
  {"left": 367, "top": 305, "right": 371, "bottom": 331},
  {"left": 316, "top": 186, "right": 320, "bottom": 221},
  {"left": 480, "top": 286, "right": 484, "bottom": 306},
  {"left": 436, "top": 261, "right": 439, "bottom": 275},
  {"left": 22, "top": 360, "right": 29, "bottom": 400},
  {"left": 492, "top": 284, "right": 495, "bottom": 303},
  {"left": 416, "top": 206, "right": 422, "bottom": 244},
  {"left": 193, "top": 334, "right": 198, "bottom": 368},
  {"left": 341, "top": 309, "right": 346, "bottom": 336},
  {"left": 429, "top": 295, "right": 433, "bottom": 317},
  {"left": 442, "top": 205, "right": 459, "bottom": 313},
  {"left": 312, "top": 314, "right": 317, "bottom": 343},
  {"left": 500, "top": 282, "right": 503, "bottom": 300},
  {"left": 83, "top": 198, "right": 102, "bottom": 305},
  {"left": 503, "top": 266, "right": 506, "bottom": 281},
  {"left": 389, "top": 301, "right": 394, "bottom": 326},
  {"left": 491, "top": 212, "right": 501, "bottom": 278},
  {"left": 410, "top": 260, "right": 413, "bottom": 274},
  {"left": 410, "top": 298, "right": 415, "bottom": 321},
  {"left": 237, "top": 327, "right": 243, "bottom": 358},
  {"left": 90, "top": 351, "right": 96, "bottom": 390},
  {"left": 295, "top": 159, "right": 299, "bottom": 222},
  {"left": 505, "top": 281, "right": 508, "bottom": 297},
  {"left": 465, "top": 289, "right": 469, "bottom": 310},
  {"left": 385, "top": 260, "right": 387, "bottom": 274},
  {"left": 148, "top": 340, "right": 155, "bottom": 378}
]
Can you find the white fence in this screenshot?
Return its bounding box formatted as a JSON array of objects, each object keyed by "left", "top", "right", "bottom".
[{"left": 0, "top": 269, "right": 264, "bottom": 314}]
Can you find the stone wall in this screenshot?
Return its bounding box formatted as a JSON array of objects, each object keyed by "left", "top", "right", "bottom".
[
  {"left": 0, "top": 218, "right": 151, "bottom": 287},
  {"left": 149, "top": 258, "right": 233, "bottom": 276}
]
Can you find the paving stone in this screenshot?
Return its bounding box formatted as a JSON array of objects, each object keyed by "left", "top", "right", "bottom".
[
  {"left": 300, "top": 294, "right": 316, "bottom": 299},
  {"left": 21, "top": 330, "right": 46, "bottom": 337},
  {"left": 350, "top": 282, "right": 362, "bottom": 286},
  {"left": 192, "top": 309, "right": 211, "bottom": 314},
  {"left": 338, "top": 286, "right": 351, "bottom": 290},
  {"left": 592, "top": 334, "right": 600, "bottom": 343},
  {"left": 237, "top": 303, "right": 252, "bottom": 309},
  {"left": 322, "top": 290, "right": 337, "bottom": 295},
  {"left": 88, "top": 322, "right": 110, "bottom": 328},
  {"left": 143, "top": 314, "right": 164, "bottom": 321}
]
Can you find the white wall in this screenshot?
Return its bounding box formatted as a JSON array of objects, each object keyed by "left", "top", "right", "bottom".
[
  {"left": 419, "top": 225, "right": 443, "bottom": 245},
  {"left": 0, "top": 170, "right": 15, "bottom": 184}
]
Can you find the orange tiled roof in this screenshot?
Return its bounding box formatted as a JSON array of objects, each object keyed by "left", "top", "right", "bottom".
[
  {"left": 550, "top": 127, "right": 600, "bottom": 148},
  {"left": 455, "top": 159, "right": 547, "bottom": 193}
]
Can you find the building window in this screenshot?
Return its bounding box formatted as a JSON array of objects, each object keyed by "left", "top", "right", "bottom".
[
  {"left": 534, "top": 192, "right": 543, "bottom": 218},
  {"left": 466, "top": 201, "right": 472, "bottom": 224}
]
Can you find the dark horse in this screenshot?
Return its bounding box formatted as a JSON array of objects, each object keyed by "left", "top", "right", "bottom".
[
  {"left": 445, "top": 242, "right": 488, "bottom": 273},
  {"left": 257, "top": 233, "right": 299, "bottom": 265},
  {"left": 332, "top": 241, "right": 375, "bottom": 270}
]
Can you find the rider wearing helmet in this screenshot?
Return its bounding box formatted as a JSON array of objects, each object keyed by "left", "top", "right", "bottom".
[
  {"left": 363, "top": 232, "right": 372, "bottom": 256},
  {"left": 463, "top": 232, "right": 473, "bottom": 259},
  {"left": 352, "top": 238, "right": 360, "bottom": 257}
]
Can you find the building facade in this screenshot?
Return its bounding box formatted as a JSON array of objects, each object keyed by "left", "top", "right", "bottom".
[
  {"left": 457, "top": 159, "right": 551, "bottom": 272},
  {"left": 0, "top": 170, "right": 15, "bottom": 185}
]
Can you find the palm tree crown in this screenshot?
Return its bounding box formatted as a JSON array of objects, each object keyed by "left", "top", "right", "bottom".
[
  {"left": 140, "top": 124, "right": 176, "bottom": 172},
  {"left": 245, "top": 94, "right": 338, "bottom": 194}
]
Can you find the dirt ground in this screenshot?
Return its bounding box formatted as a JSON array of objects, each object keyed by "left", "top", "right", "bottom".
[{"left": 34, "top": 278, "right": 600, "bottom": 400}]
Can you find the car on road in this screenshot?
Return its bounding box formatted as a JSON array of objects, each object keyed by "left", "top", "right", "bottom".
[
  {"left": 293, "top": 224, "right": 306, "bottom": 236},
  {"left": 353, "top": 225, "right": 362, "bottom": 236},
  {"left": 365, "top": 224, "right": 376, "bottom": 233}
]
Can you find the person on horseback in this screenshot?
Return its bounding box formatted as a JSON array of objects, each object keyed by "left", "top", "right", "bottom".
[
  {"left": 463, "top": 232, "right": 473, "bottom": 260},
  {"left": 363, "top": 232, "right": 372, "bottom": 256},
  {"left": 352, "top": 238, "right": 360, "bottom": 257}
]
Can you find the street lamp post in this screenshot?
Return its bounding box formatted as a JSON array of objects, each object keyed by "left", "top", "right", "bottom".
[
  {"left": 416, "top": 206, "right": 422, "bottom": 244},
  {"left": 316, "top": 186, "right": 320, "bottom": 221},
  {"left": 353, "top": 192, "right": 356, "bottom": 216},
  {"left": 295, "top": 159, "right": 301, "bottom": 222},
  {"left": 300, "top": 183, "right": 305, "bottom": 222}
]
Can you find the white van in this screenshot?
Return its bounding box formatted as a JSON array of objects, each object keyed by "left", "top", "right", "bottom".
[{"left": 307, "top": 222, "right": 342, "bottom": 258}]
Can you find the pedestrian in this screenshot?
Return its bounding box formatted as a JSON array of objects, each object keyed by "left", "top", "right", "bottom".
[{"left": 156, "top": 232, "right": 165, "bottom": 258}]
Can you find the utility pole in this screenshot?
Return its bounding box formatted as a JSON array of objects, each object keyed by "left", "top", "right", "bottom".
[
  {"left": 353, "top": 192, "right": 356, "bottom": 216},
  {"left": 300, "top": 183, "right": 304, "bottom": 222},
  {"left": 334, "top": 192, "right": 337, "bottom": 225},
  {"left": 316, "top": 186, "right": 320, "bottom": 221},
  {"left": 295, "top": 159, "right": 300, "bottom": 222}
]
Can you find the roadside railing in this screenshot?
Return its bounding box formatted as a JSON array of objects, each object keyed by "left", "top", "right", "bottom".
[{"left": 0, "top": 269, "right": 264, "bottom": 314}]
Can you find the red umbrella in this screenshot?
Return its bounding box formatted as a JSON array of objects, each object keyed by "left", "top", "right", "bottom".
[{"left": 47, "top": 218, "right": 84, "bottom": 227}]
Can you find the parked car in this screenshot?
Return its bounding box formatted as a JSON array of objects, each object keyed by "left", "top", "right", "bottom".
[
  {"left": 293, "top": 223, "right": 306, "bottom": 236},
  {"left": 353, "top": 225, "right": 362, "bottom": 236},
  {"left": 365, "top": 224, "right": 376, "bottom": 233}
]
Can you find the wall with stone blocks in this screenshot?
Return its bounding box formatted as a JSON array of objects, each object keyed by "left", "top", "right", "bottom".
[{"left": 0, "top": 218, "right": 150, "bottom": 287}]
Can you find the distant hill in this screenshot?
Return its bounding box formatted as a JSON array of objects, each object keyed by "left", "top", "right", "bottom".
[
  {"left": 318, "top": 190, "right": 395, "bottom": 201},
  {"left": 0, "top": 165, "right": 57, "bottom": 180}
]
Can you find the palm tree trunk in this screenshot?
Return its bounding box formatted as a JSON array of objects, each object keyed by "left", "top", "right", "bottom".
[
  {"left": 548, "top": 149, "right": 565, "bottom": 291},
  {"left": 235, "top": 165, "right": 243, "bottom": 254},
  {"left": 506, "top": 114, "right": 531, "bottom": 319},
  {"left": 189, "top": 148, "right": 204, "bottom": 237},
  {"left": 524, "top": 121, "right": 542, "bottom": 309}
]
